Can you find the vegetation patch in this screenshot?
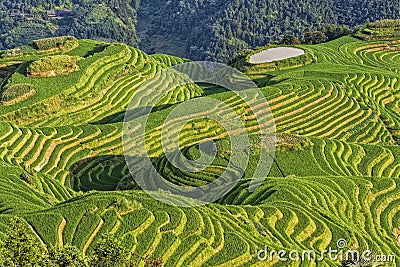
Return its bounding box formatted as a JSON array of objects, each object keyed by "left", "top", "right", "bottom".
[
  {"left": 355, "top": 19, "right": 400, "bottom": 41},
  {"left": 1, "top": 37, "right": 79, "bottom": 59},
  {"left": 27, "top": 55, "right": 79, "bottom": 77},
  {"left": 276, "top": 133, "right": 312, "bottom": 151},
  {"left": 32, "top": 36, "right": 79, "bottom": 51},
  {"left": 0, "top": 83, "right": 35, "bottom": 105},
  {"left": 0, "top": 29, "right": 399, "bottom": 266},
  {"left": 0, "top": 46, "right": 37, "bottom": 58},
  {"left": 0, "top": 63, "right": 20, "bottom": 86}
]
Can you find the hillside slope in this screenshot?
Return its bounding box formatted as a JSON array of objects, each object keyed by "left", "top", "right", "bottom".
[{"left": 0, "top": 35, "right": 399, "bottom": 266}]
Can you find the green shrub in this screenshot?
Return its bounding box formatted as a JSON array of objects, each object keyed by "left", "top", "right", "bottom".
[
  {"left": 32, "top": 36, "right": 79, "bottom": 51},
  {"left": 90, "top": 234, "right": 129, "bottom": 267},
  {"left": 47, "top": 245, "right": 88, "bottom": 267},
  {"left": 0, "top": 83, "right": 35, "bottom": 103},
  {"left": 27, "top": 55, "right": 78, "bottom": 77},
  {"left": 0, "top": 218, "right": 47, "bottom": 266}
]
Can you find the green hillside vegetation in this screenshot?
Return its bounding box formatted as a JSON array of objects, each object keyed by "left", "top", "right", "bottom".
[
  {"left": 0, "top": 29, "right": 399, "bottom": 266},
  {"left": 355, "top": 19, "right": 400, "bottom": 41},
  {"left": 0, "top": 84, "right": 35, "bottom": 104},
  {"left": 1, "top": 36, "right": 79, "bottom": 59},
  {"left": 1, "top": 0, "right": 399, "bottom": 62},
  {"left": 137, "top": 0, "right": 400, "bottom": 61},
  {"left": 27, "top": 55, "right": 79, "bottom": 77},
  {"left": 32, "top": 36, "right": 78, "bottom": 51},
  {"left": 0, "top": 0, "right": 138, "bottom": 51}
]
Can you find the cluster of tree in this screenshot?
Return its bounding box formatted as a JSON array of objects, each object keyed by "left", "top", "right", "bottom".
[
  {"left": 0, "top": 0, "right": 138, "bottom": 49},
  {"left": 1, "top": 0, "right": 399, "bottom": 62},
  {"left": 354, "top": 19, "right": 400, "bottom": 41},
  {"left": 368, "top": 19, "right": 400, "bottom": 28},
  {"left": 278, "top": 24, "right": 351, "bottom": 45},
  {"left": 0, "top": 218, "right": 163, "bottom": 267},
  {"left": 32, "top": 36, "right": 77, "bottom": 50},
  {"left": 139, "top": 0, "right": 400, "bottom": 62}
]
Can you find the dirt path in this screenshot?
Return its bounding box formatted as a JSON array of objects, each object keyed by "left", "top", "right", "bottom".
[
  {"left": 82, "top": 219, "right": 104, "bottom": 255},
  {"left": 58, "top": 218, "right": 67, "bottom": 247}
]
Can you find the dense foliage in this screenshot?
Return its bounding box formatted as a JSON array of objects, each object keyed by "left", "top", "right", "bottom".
[
  {"left": 139, "top": 0, "right": 400, "bottom": 61},
  {"left": 46, "top": 245, "right": 88, "bottom": 267},
  {"left": 32, "top": 36, "right": 78, "bottom": 51},
  {"left": 90, "top": 235, "right": 129, "bottom": 267},
  {"left": 0, "top": 219, "right": 46, "bottom": 266},
  {"left": 0, "top": 0, "right": 138, "bottom": 49},
  {"left": 0, "top": 219, "right": 163, "bottom": 266},
  {"left": 1, "top": 0, "right": 400, "bottom": 61},
  {"left": 354, "top": 19, "right": 400, "bottom": 41}
]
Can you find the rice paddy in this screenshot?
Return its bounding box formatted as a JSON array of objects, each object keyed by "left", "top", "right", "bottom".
[{"left": 0, "top": 35, "right": 399, "bottom": 266}]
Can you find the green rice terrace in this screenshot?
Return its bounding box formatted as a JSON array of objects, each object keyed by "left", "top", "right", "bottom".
[{"left": 0, "top": 32, "right": 399, "bottom": 266}]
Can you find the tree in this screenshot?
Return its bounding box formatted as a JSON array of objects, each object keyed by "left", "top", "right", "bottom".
[
  {"left": 90, "top": 234, "right": 164, "bottom": 267},
  {"left": 303, "top": 30, "right": 328, "bottom": 44},
  {"left": 313, "top": 31, "right": 328, "bottom": 43},
  {"left": 280, "top": 34, "right": 301, "bottom": 45},
  {"left": 0, "top": 218, "right": 46, "bottom": 266},
  {"left": 90, "top": 234, "right": 129, "bottom": 267},
  {"left": 304, "top": 28, "right": 314, "bottom": 44},
  {"left": 47, "top": 245, "right": 88, "bottom": 267}
]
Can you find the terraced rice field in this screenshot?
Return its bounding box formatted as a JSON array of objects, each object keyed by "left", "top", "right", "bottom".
[{"left": 0, "top": 35, "right": 399, "bottom": 266}]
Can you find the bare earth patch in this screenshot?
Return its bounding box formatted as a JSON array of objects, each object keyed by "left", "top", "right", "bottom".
[{"left": 249, "top": 47, "right": 305, "bottom": 64}]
